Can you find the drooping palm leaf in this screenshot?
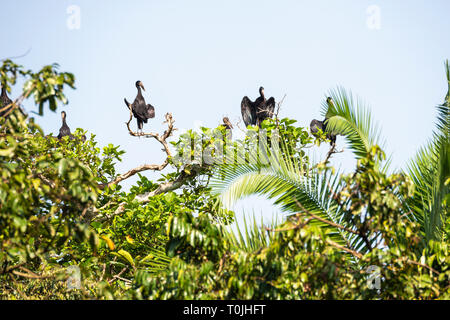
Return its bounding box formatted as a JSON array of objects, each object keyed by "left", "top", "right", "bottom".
[
  {"left": 322, "top": 88, "right": 385, "bottom": 162},
  {"left": 211, "top": 137, "right": 371, "bottom": 251},
  {"left": 223, "top": 213, "right": 279, "bottom": 252},
  {"left": 406, "top": 61, "right": 450, "bottom": 243},
  {"left": 139, "top": 246, "right": 172, "bottom": 274}
]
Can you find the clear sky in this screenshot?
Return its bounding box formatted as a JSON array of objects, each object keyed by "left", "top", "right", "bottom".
[{"left": 2, "top": 0, "right": 449, "bottom": 226}]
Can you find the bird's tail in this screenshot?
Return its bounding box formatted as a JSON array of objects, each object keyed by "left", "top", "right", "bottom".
[{"left": 124, "top": 98, "right": 131, "bottom": 109}]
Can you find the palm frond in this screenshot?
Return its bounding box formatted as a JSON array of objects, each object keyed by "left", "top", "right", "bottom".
[
  {"left": 322, "top": 88, "right": 385, "bottom": 161},
  {"left": 406, "top": 60, "right": 450, "bottom": 243},
  {"left": 139, "top": 246, "right": 172, "bottom": 274},
  {"left": 211, "top": 137, "right": 367, "bottom": 251},
  {"left": 223, "top": 213, "right": 280, "bottom": 252}
]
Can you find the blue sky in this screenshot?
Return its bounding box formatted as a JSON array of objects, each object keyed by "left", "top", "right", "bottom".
[{"left": 1, "top": 0, "right": 449, "bottom": 224}]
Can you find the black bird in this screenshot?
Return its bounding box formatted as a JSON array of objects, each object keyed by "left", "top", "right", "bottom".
[
  {"left": 57, "top": 111, "right": 72, "bottom": 140},
  {"left": 0, "top": 85, "right": 13, "bottom": 117},
  {"left": 222, "top": 116, "right": 233, "bottom": 140},
  {"left": 241, "top": 87, "right": 276, "bottom": 127},
  {"left": 1, "top": 85, "right": 27, "bottom": 118},
  {"left": 52, "top": 111, "right": 85, "bottom": 142},
  {"left": 310, "top": 97, "right": 336, "bottom": 145},
  {"left": 124, "top": 80, "right": 155, "bottom": 132}
]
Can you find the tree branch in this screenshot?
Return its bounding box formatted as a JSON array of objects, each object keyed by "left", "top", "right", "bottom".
[
  {"left": 406, "top": 258, "right": 440, "bottom": 275},
  {"left": 100, "top": 111, "right": 175, "bottom": 189},
  {"left": 325, "top": 238, "right": 363, "bottom": 259},
  {"left": 322, "top": 142, "right": 343, "bottom": 165},
  {"left": 94, "top": 164, "right": 205, "bottom": 222},
  {"left": 275, "top": 94, "right": 286, "bottom": 128}
]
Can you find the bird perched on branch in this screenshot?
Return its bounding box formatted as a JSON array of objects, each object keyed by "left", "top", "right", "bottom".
[
  {"left": 54, "top": 111, "right": 85, "bottom": 142},
  {"left": 222, "top": 117, "right": 233, "bottom": 130},
  {"left": 241, "top": 86, "right": 276, "bottom": 127},
  {"left": 57, "top": 111, "right": 72, "bottom": 140},
  {"left": 124, "top": 80, "right": 155, "bottom": 133},
  {"left": 1, "top": 84, "right": 28, "bottom": 119},
  {"left": 0, "top": 85, "right": 13, "bottom": 118},
  {"left": 310, "top": 97, "right": 336, "bottom": 145},
  {"left": 56, "top": 111, "right": 86, "bottom": 142},
  {"left": 222, "top": 116, "right": 233, "bottom": 140}
]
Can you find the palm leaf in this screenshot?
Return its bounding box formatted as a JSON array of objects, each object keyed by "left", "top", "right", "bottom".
[
  {"left": 223, "top": 213, "right": 279, "bottom": 252},
  {"left": 211, "top": 136, "right": 370, "bottom": 251},
  {"left": 406, "top": 60, "right": 450, "bottom": 243},
  {"left": 322, "top": 88, "right": 385, "bottom": 162}
]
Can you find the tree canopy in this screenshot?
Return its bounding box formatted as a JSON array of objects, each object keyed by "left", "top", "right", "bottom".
[{"left": 0, "top": 59, "right": 448, "bottom": 299}]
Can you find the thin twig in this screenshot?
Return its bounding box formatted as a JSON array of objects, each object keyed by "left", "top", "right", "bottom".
[
  {"left": 108, "top": 267, "right": 129, "bottom": 284},
  {"left": 275, "top": 94, "right": 287, "bottom": 128},
  {"left": 406, "top": 259, "right": 440, "bottom": 275},
  {"left": 1, "top": 47, "right": 32, "bottom": 61},
  {"left": 322, "top": 143, "right": 344, "bottom": 165}
]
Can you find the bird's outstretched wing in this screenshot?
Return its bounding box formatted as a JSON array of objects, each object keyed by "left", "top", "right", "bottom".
[{"left": 241, "top": 96, "right": 256, "bottom": 127}]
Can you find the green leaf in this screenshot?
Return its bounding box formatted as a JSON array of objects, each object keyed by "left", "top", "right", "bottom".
[{"left": 114, "top": 249, "right": 135, "bottom": 267}]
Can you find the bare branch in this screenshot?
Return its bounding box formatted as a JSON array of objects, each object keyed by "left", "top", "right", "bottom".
[
  {"left": 322, "top": 142, "right": 344, "bottom": 165},
  {"left": 275, "top": 94, "right": 287, "bottom": 127},
  {"left": 108, "top": 267, "right": 129, "bottom": 284},
  {"left": 100, "top": 111, "right": 176, "bottom": 189},
  {"left": 1, "top": 47, "right": 32, "bottom": 61},
  {"left": 105, "top": 160, "right": 170, "bottom": 189},
  {"left": 234, "top": 118, "right": 247, "bottom": 134}
]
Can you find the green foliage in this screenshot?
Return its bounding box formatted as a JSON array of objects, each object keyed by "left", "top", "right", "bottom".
[
  {"left": 133, "top": 148, "right": 449, "bottom": 300},
  {"left": 1, "top": 112, "right": 96, "bottom": 270},
  {"left": 0, "top": 60, "right": 126, "bottom": 298},
  {"left": 406, "top": 60, "right": 450, "bottom": 245},
  {"left": 0, "top": 59, "right": 75, "bottom": 116},
  {"left": 1, "top": 59, "right": 449, "bottom": 300},
  {"left": 211, "top": 119, "right": 353, "bottom": 248},
  {"left": 0, "top": 59, "right": 29, "bottom": 90}
]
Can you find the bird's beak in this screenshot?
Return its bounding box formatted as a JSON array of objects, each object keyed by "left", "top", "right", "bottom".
[{"left": 140, "top": 83, "right": 146, "bottom": 91}]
